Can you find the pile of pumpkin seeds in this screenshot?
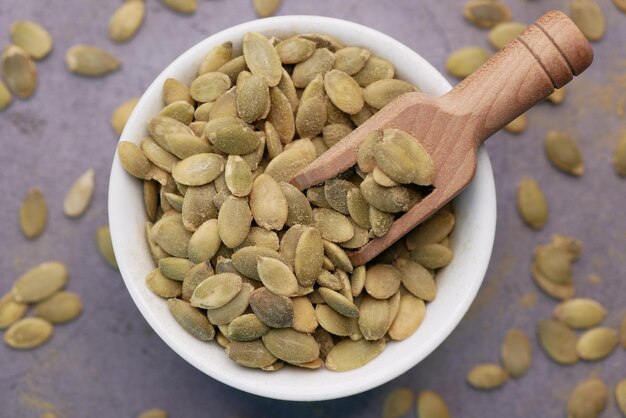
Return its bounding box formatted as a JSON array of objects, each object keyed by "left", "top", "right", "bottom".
[
  {"left": 117, "top": 31, "right": 455, "bottom": 372},
  {"left": 0, "top": 261, "right": 82, "bottom": 350}
]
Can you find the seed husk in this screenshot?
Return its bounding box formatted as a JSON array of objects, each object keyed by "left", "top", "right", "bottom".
[
  {"left": 0, "top": 293, "right": 28, "bottom": 329},
  {"left": 19, "top": 187, "right": 47, "bottom": 239},
  {"left": 10, "top": 21, "right": 52, "bottom": 60},
  {"left": 463, "top": 0, "right": 512, "bottom": 28},
  {"left": 417, "top": 390, "right": 451, "bottom": 418},
  {"left": 313, "top": 208, "right": 355, "bottom": 243},
  {"left": 249, "top": 287, "right": 293, "bottom": 328},
  {"left": 504, "top": 113, "right": 527, "bottom": 134},
  {"left": 108, "top": 1, "right": 145, "bottom": 42},
  {"left": 405, "top": 209, "right": 454, "bottom": 250},
  {"left": 411, "top": 244, "right": 453, "bottom": 269},
  {"left": 292, "top": 48, "right": 335, "bottom": 88},
  {"left": 172, "top": 153, "right": 224, "bottom": 186},
  {"left": 500, "top": 328, "right": 532, "bottom": 378},
  {"left": 616, "top": 380, "right": 626, "bottom": 417},
  {"left": 360, "top": 175, "right": 421, "bottom": 213},
  {"left": 4, "top": 317, "right": 53, "bottom": 350},
  {"left": 137, "top": 409, "right": 168, "bottom": 418},
  {"left": 206, "top": 282, "right": 254, "bottom": 325},
  {"left": 249, "top": 174, "right": 288, "bottom": 230},
  {"left": 227, "top": 339, "right": 277, "bottom": 368},
  {"left": 567, "top": 379, "right": 607, "bottom": 418},
  {"left": 358, "top": 295, "right": 389, "bottom": 340},
  {"left": 2, "top": 45, "right": 37, "bottom": 98},
  {"left": 319, "top": 287, "right": 359, "bottom": 318},
  {"left": 276, "top": 37, "right": 316, "bottom": 64},
  {"left": 161, "top": 0, "right": 197, "bottom": 14},
  {"left": 531, "top": 263, "right": 575, "bottom": 300},
  {"left": 388, "top": 293, "right": 425, "bottom": 340},
  {"left": 614, "top": 131, "right": 626, "bottom": 176},
  {"left": 382, "top": 387, "right": 413, "bottom": 418},
  {"left": 227, "top": 313, "right": 270, "bottom": 341},
  {"left": 190, "top": 273, "right": 242, "bottom": 309},
  {"left": 65, "top": 45, "right": 120, "bottom": 76},
  {"left": 446, "top": 47, "right": 490, "bottom": 79},
  {"left": 96, "top": 225, "right": 118, "bottom": 269},
  {"left": 257, "top": 256, "right": 298, "bottom": 296},
  {"left": 324, "top": 69, "right": 364, "bottom": 115},
  {"left": 576, "top": 327, "right": 618, "bottom": 361},
  {"left": 111, "top": 97, "right": 139, "bottom": 135},
  {"left": 325, "top": 338, "right": 385, "bottom": 371},
  {"left": 13, "top": 261, "right": 67, "bottom": 303},
  {"left": 146, "top": 268, "right": 182, "bottom": 298},
  {"left": 571, "top": 0, "right": 606, "bottom": 42},
  {"left": 63, "top": 169, "right": 95, "bottom": 218},
  {"left": 466, "top": 364, "right": 508, "bottom": 390},
  {"left": 545, "top": 130, "right": 584, "bottom": 176},
  {"left": 516, "top": 178, "right": 548, "bottom": 229},
  {"left": 353, "top": 56, "right": 395, "bottom": 87},
  {"left": 363, "top": 79, "right": 416, "bottom": 110},
  {"left": 394, "top": 258, "right": 436, "bottom": 301},
  {"left": 291, "top": 296, "right": 317, "bottom": 333},
  {"left": 262, "top": 328, "right": 320, "bottom": 364},
  {"left": 34, "top": 291, "right": 83, "bottom": 324},
  {"left": 0, "top": 80, "right": 12, "bottom": 110},
  {"left": 553, "top": 298, "right": 607, "bottom": 329},
  {"left": 488, "top": 22, "right": 526, "bottom": 50},
  {"left": 537, "top": 318, "right": 579, "bottom": 365},
  {"left": 242, "top": 32, "right": 282, "bottom": 87}
]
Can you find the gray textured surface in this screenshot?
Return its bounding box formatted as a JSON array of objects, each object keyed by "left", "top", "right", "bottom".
[{"left": 1, "top": 0, "right": 626, "bottom": 417}]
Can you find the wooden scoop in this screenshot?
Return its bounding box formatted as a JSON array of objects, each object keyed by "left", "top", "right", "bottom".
[{"left": 290, "top": 11, "right": 593, "bottom": 266}]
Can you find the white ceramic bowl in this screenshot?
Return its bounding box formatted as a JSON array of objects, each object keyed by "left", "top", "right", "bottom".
[{"left": 109, "top": 15, "right": 496, "bottom": 401}]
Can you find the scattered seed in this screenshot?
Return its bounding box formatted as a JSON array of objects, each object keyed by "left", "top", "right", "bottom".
[
  {"left": 19, "top": 187, "right": 47, "bottom": 239},
  {"left": 614, "top": 131, "right": 626, "bottom": 177},
  {"left": 137, "top": 409, "right": 168, "bottom": 418},
  {"left": 161, "top": 0, "right": 197, "bottom": 14},
  {"left": 34, "top": 291, "right": 83, "bottom": 324},
  {"left": 0, "top": 293, "right": 28, "bottom": 329},
  {"left": 2, "top": 45, "right": 37, "bottom": 99},
  {"left": 446, "top": 47, "right": 490, "bottom": 79},
  {"left": 504, "top": 113, "right": 527, "bottom": 134},
  {"left": 10, "top": 21, "right": 53, "bottom": 60},
  {"left": 65, "top": 45, "right": 120, "bottom": 76},
  {"left": 571, "top": 0, "right": 606, "bottom": 41},
  {"left": 0, "top": 80, "right": 12, "bottom": 110},
  {"left": 576, "top": 327, "right": 618, "bottom": 361},
  {"left": 417, "top": 390, "right": 451, "bottom": 418},
  {"left": 463, "top": 0, "right": 512, "bottom": 28},
  {"left": 382, "top": 387, "right": 414, "bottom": 418},
  {"left": 63, "top": 169, "right": 95, "bottom": 218},
  {"left": 111, "top": 97, "right": 140, "bottom": 135},
  {"left": 108, "top": 1, "right": 145, "bottom": 42},
  {"left": 12, "top": 261, "right": 67, "bottom": 303},
  {"left": 488, "top": 22, "right": 526, "bottom": 50},
  {"left": 467, "top": 364, "right": 508, "bottom": 390},
  {"left": 548, "top": 87, "right": 567, "bottom": 105},
  {"left": 537, "top": 318, "right": 579, "bottom": 365},
  {"left": 516, "top": 178, "right": 548, "bottom": 229},
  {"left": 4, "top": 317, "right": 53, "bottom": 350},
  {"left": 252, "top": 0, "right": 281, "bottom": 17},
  {"left": 616, "top": 380, "right": 626, "bottom": 417},
  {"left": 545, "top": 130, "right": 584, "bottom": 176},
  {"left": 567, "top": 379, "right": 607, "bottom": 418},
  {"left": 553, "top": 298, "right": 607, "bottom": 329},
  {"left": 500, "top": 329, "right": 532, "bottom": 378}
]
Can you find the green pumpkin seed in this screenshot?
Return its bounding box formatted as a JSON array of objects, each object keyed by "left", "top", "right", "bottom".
[
  {"left": 567, "top": 379, "right": 607, "bottom": 418},
  {"left": 343, "top": 189, "right": 370, "bottom": 230},
  {"left": 198, "top": 42, "right": 232, "bottom": 75},
  {"left": 10, "top": 21, "right": 53, "bottom": 60},
  {"left": 614, "top": 131, "right": 626, "bottom": 176},
  {"left": 322, "top": 123, "right": 353, "bottom": 147},
  {"left": 500, "top": 328, "right": 532, "bottom": 378},
  {"left": 65, "top": 44, "right": 120, "bottom": 76},
  {"left": 349, "top": 265, "right": 366, "bottom": 297},
  {"left": 545, "top": 130, "right": 584, "bottom": 176},
  {"left": 279, "top": 182, "right": 314, "bottom": 226},
  {"left": 153, "top": 219, "right": 192, "bottom": 257},
  {"left": 143, "top": 181, "right": 159, "bottom": 222},
  {"left": 242, "top": 32, "right": 282, "bottom": 87},
  {"left": 19, "top": 187, "right": 47, "bottom": 239},
  {"left": 249, "top": 287, "right": 293, "bottom": 328},
  {"left": 322, "top": 240, "right": 353, "bottom": 273},
  {"left": 333, "top": 47, "right": 371, "bottom": 75},
  {"left": 350, "top": 105, "right": 375, "bottom": 127},
  {"left": 227, "top": 313, "right": 270, "bottom": 341},
  {"left": 182, "top": 184, "right": 218, "bottom": 231},
  {"left": 13, "top": 261, "right": 67, "bottom": 303},
  {"left": 307, "top": 186, "right": 331, "bottom": 208},
  {"left": 361, "top": 175, "right": 421, "bottom": 213},
  {"left": 238, "top": 227, "right": 279, "bottom": 251},
  {"left": 394, "top": 258, "right": 436, "bottom": 301},
  {"left": 488, "top": 22, "right": 526, "bottom": 50},
  {"left": 363, "top": 264, "right": 400, "bottom": 300},
  {"left": 148, "top": 116, "right": 194, "bottom": 152},
  {"left": 293, "top": 227, "right": 324, "bottom": 286},
  {"left": 314, "top": 304, "right": 356, "bottom": 337},
  {"left": 571, "top": 0, "right": 605, "bottom": 41},
  {"left": 405, "top": 209, "right": 454, "bottom": 250},
  {"left": 553, "top": 298, "right": 606, "bottom": 329},
  {"left": 264, "top": 121, "right": 283, "bottom": 161},
  {"left": 324, "top": 69, "right": 364, "bottom": 115},
  {"left": 257, "top": 256, "right": 298, "bottom": 296},
  {"left": 292, "top": 48, "right": 335, "bottom": 88},
  {"left": 504, "top": 113, "right": 527, "bottom": 134},
  {"left": 313, "top": 208, "right": 355, "bottom": 243},
  {"left": 118, "top": 141, "right": 159, "bottom": 181},
  {"left": 206, "top": 282, "right": 254, "bottom": 325},
  {"left": 34, "top": 292, "right": 83, "bottom": 324},
  {"left": 182, "top": 262, "right": 213, "bottom": 301},
  {"left": 141, "top": 138, "right": 178, "bottom": 173},
  {"left": 340, "top": 222, "right": 369, "bottom": 249},
  {"left": 252, "top": 0, "right": 281, "bottom": 16},
  {"left": 262, "top": 328, "right": 319, "bottom": 364},
  {"left": 171, "top": 153, "right": 224, "bottom": 186},
  {"left": 576, "top": 327, "right": 618, "bottom": 361},
  {"left": 4, "top": 317, "right": 53, "bottom": 350},
  {"left": 446, "top": 47, "right": 490, "bottom": 79},
  {"left": 2, "top": 45, "right": 37, "bottom": 98},
  {"left": 291, "top": 296, "right": 317, "bottom": 333},
  {"left": 463, "top": 0, "right": 512, "bottom": 28},
  {"left": 417, "top": 391, "right": 450, "bottom": 418},
  {"left": 356, "top": 130, "right": 382, "bottom": 173},
  {"left": 217, "top": 196, "right": 252, "bottom": 248},
  {"left": 319, "top": 287, "right": 359, "bottom": 318},
  {"left": 159, "top": 100, "right": 194, "bottom": 124},
  {"left": 265, "top": 86, "right": 295, "bottom": 144},
  {"left": 249, "top": 174, "right": 288, "bottom": 230},
  {"left": 324, "top": 179, "right": 356, "bottom": 215},
  {"left": 363, "top": 79, "right": 415, "bottom": 110},
  {"left": 466, "top": 364, "right": 508, "bottom": 390},
  {"left": 111, "top": 97, "right": 139, "bottom": 135},
  {"left": 233, "top": 246, "right": 283, "bottom": 280},
  {"left": 108, "top": 1, "right": 145, "bottom": 42},
  {"left": 224, "top": 155, "right": 253, "bottom": 197},
  {"left": 265, "top": 141, "right": 316, "bottom": 182},
  {"left": 531, "top": 263, "right": 575, "bottom": 300},
  {"left": 236, "top": 74, "right": 270, "bottom": 123},
  {"left": 388, "top": 293, "right": 425, "bottom": 340},
  {"left": 358, "top": 295, "right": 389, "bottom": 340},
  {"left": 209, "top": 125, "right": 263, "bottom": 156},
  {"left": 157, "top": 257, "right": 193, "bottom": 282},
  {"left": 137, "top": 409, "right": 168, "bottom": 418},
  {"left": 164, "top": 192, "right": 183, "bottom": 212},
  {"left": 96, "top": 225, "right": 118, "bottom": 269},
  {"left": 146, "top": 268, "right": 182, "bottom": 298},
  {"left": 372, "top": 167, "right": 398, "bottom": 187},
  {"left": 353, "top": 56, "right": 395, "bottom": 87},
  {"left": 189, "top": 72, "right": 231, "bottom": 103},
  {"left": 226, "top": 339, "right": 277, "bottom": 368},
  {"left": 296, "top": 97, "right": 327, "bottom": 139},
  {"left": 218, "top": 56, "right": 248, "bottom": 85},
  {"left": 411, "top": 244, "right": 453, "bottom": 269},
  {"left": 63, "top": 169, "right": 95, "bottom": 218},
  {"left": 381, "top": 128, "right": 435, "bottom": 185},
  {"left": 0, "top": 80, "right": 12, "bottom": 110},
  {"left": 535, "top": 244, "right": 572, "bottom": 284},
  {"left": 276, "top": 37, "right": 316, "bottom": 64},
  {"left": 316, "top": 270, "right": 342, "bottom": 290},
  {"left": 161, "top": 0, "right": 197, "bottom": 14},
  {"left": 0, "top": 293, "right": 28, "bottom": 329},
  {"left": 187, "top": 219, "right": 220, "bottom": 262},
  {"left": 325, "top": 338, "right": 385, "bottom": 371},
  {"left": 190, "top": 273, "right": 242, "bottom": 309},
  {"left": 516, "top": 178, "right": 548, "bottom": 229},
  {"left": 167, "top": 134, "right": 212, "bottom": 160},
  {"left": 382, "top": 387, "right": 414, "bottom": 418},
  {"left": 616, "top": 380, "right": 626, "bottom": 417},
  {"left": 163, "top": 78, "right": 193, "bottom": 105},
  {"left": 537, "top": 318, "right": 578, "bottom": 365}
]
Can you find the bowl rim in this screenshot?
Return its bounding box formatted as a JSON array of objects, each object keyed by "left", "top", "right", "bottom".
[{"left": 109, "top": 15, "right": 497, "bottom": 401}]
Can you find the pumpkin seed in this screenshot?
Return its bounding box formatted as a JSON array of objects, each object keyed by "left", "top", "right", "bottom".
[
  {"left": 141, "top": 138, "right": 178, "bottom": 173},
  {"left": 369, "top": 206, "right": 394, "bottom": 238},
  {"left": 358, "top": 295, "right": 389, "bottom": 340},
  {"left": 292, "top": 48, "right": 335, "bottom": 88},
  {"left": 163, "top": 78, "right": 193, "bottom": 105},
  {"left": 157, "top": 257, "right": 193, "bottom": 282},
  {"left": 4, "top": 317, "right": 53, "bottom": 350},
  {"left": 249, "top": 174, "right": 288, "bottom": 230},
  {"left": 172, "top": 153, "right": 224, "bottom": 186},
  {"left": 190, "top": 273, "right": 242, "bottom": 309},
  {"left": 537, "top": 318, "right": 579, "bottom": 365},
  {"left": 322, "top": 240, "right": 353, "bottom": 273},
  {"left": 356, "top": 130, "right": 382, "bottom": 173},
  {"left": 63, "top": 169, "right": 95, "bottom": 218},
  {"left": 10, "top": 21, "right": 52, "bottom": 60},
  {"left": 19, "top": 187, "right": 47, "bottom": 239},
  {"left": 0, "top": 80, "right": 12, "bottom": 110},
  {"left": 13, "top": 261, "right": 67, "bottom": 303},
  {"left": 363, "top": 79, "right": 416, "bottom": 110},
  {"left": 293, "top": 227, "right": 324, "bottom": 286},
  {"left": 249, "top": 287, "right": 293, "bottom": 328},
  {"left": 148, "top": 116, "right": 194, "bottom": 152},
  {"left": 182, "top": 184, "right": 218, "bottom": 231},
  {"left": 350, "top": 104, "right": 375, "bottom": 127},
  {"left": 206, "top": 283, "right": 254, "bottom": 325},
  {"left": 344, "top": 188, "right": 370, "bottom": 230},
  {"left": 226, "top": 339, "right": 277, "bottom": 368},
  {"left": 324, "top": 69, "right": 364, "bottom": 115},
  {"left": 405, "top": 209, "right": 454, "bottom": 250},
  {"left": 388, "top": 293, "right": 425, "bottom": 340},
  {"left": 223, "top": 155, "right": 253, "bottom": 197},
  {"left": 160, "top": 100, "right": 194, "bottom": 124},
  {"left": 0, "top": 293, "right": 28, "bottom": 329},
  {"left": 553, "top": 299, "right": 606, "bottom": 329},
  {"left": 504, "top": 113, "right": 527, "bottom": 134},
  {"left": 236, "top": 74, "right": 270, "bottom": 123},
  {"left": 265, "top": 141, "right": 316, "bottom": 182},
  {"left": 535, "top": 244, "right": 572, "bottom": 284},
  {"left": 466, "top": 364, "right": 508, "bottom": 390},
  {"left": 325, "top": 338, "right": 385, "bottom": 371},
  {"left": 576, "top": 327, "right": 618, "bottom": 361},
  {"left": 395, "top": 258, "right": 436, "bottom": 301},
  {"left": 189, "top": 72, "right": 231, "bottom": 103},
  {"left": 382, "top": 387, "right": 414, "bottom": 418},
  {"left": 417, "top": 391, "right": 450, "bottom": 418},
  {"left": 545, "top": 130, "right": 584, "bottom": 176},
  {"left": 279, "top": 182, "right": 314, "bottom": 226},
  {"left": 616, "top": 380, "right": 626, "bottom": 417},
  {"left": 319, "top": 287, "right": 359, "bottom": 318},
  {"left": 167, "top": 298, "right": 215, "bottom": 340},
  {"left": 118, "top": 141, "right": 163, "bottom": 183},
  {"left": 276, "top": 37, "right": 316, "bottom": 64},
  {"left": 218, "top": 56, "right": 248, "bottom": 85},
  {"left": 161, "top": 0, "right": 197, "bottom": 14},
  {"left": 316, "top": 270, "right": 341, "bottom": 290},
  {"left": 256, "top": 256, "right": 298, "bottom": 296},
  {"left": 33, "top": 291, "right": 82, "bottom": 324},
  {"left": 411, "top": 244, "right": 453, "bottom": 269},
  {"left": 372, "top": 166, "right": 398, "bottom": 187},
  {"left": 227, "top": 313, "right": 270, "bottom": 341},
  {"left": 252, "top": 0, "right": 281, "bottom": 16},
  {"left": 500, "top": 328, "right": 532, "bottom": 378},
  {"left": 199, "top": 42, "right": 233, "bottom": 75},
  {"left": 614, "top": 131, "right": 626, "bottom": 176},
  {"left": 65, "top": 45, "right": 120, "bottom": 76},
  {"left": 360, "top": 175, "right": 421, "bottom": 213},
  {"left": 242, "top": 32, "right": 282, "bottom": 87},
  {"left": 291, "top": 296, "right": 317, "bottom": 333},
  {"left": 363, "top": 264, "right": 400, "bottom": 300},
  {"left": 315, "top": 304, "right": 357, "bottom": 337},
  {"left": 233, "top": 246, "right": 283, "bottom": 280},
  {"left": 94, "top": 225, "right": 118, "bottom": 269},
  {"left": 111, "top": 97, "right": 139, "bottom": 135},
  {"left": 262, "top": 328, "right": 319, "bottom": 364},
  {"left": 266, "top": 86, "right": 295, "bottom": 144},
  {"left": 340, "top": 222, "right": 369, "bottom": 249},
  {"left": 353, "top": 56, "right": 395, "bottom": 87},
  {"left": 296, "top": 97, "right": 327, "bottom": 139},
  {"left": 2, "top": 45, "right": 37, "bottom": 98},
  {"left": 146, "top": 268, "right": 182, "bottom": 298},
  {"left": 531, "top": 263, "right": 575, "bottom": 300},
  {"left": 571, "top": 0, "right": 606, "bottom": 41},
  {"left": 313, "top": 208, "right": 354, "bottom": 243},
  {"left": 463, "top": 0, "right": 512, "bottom": 28},
  {"left": 186, "top": 219, "right": 220, "bottom": 262},
  {"left": 153, "top": 218, "right": 192, "bottom": 257},
  {"left": 547, "top": 87, "right": 567, "bottom": 105},
  {"left": 108, "top": 1, "right": 145, "bottom": 42},
  {"left": 333, "top": 47, "right": 371, "bottom": 75},
  {"left": 137, "top": 409, "right": 168, "bottom": 418},
  {"left": 567, "top": 379, "right": 607, "bottom": 418},
  {"left": 348, "top": 265, "right": 365, "bottom": 298},
  {"left": 488, "top": 22, "right": 526, "bottom": 50},
  {"left": 621, "top": 314, "right": 626, "bottom": 349},
  {"left": 324, "top": 179, "right": 356, "bottom": 215},
  {"left": 446, "top": 47, "right": 490, "bottom": 79},
  {"left": 516, "top": 178, "right": 548, "bottom": 229}
]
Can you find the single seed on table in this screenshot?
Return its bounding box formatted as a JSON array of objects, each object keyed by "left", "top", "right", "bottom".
[
  {"left": 545, "top": 130, "right": 584, "bottom": 176},
  {"left": 576, "top": 327, "right": 618, "bottom": 361},
  {"left": 12, "top": 261, "right": 67, "bottom": 303},
  {"left": 4, "top": 317, "right": 53, "bottom": 350},
  {"left": 417, "top": 390, "right": 451, "bottom": 418},
  {"left": 553, "top": 298, "right": 606, "bottom": 329},
  {"left": 161, "top": 0, "right": 197, "bottom": 14},
  {"left": 0, "top": 293, "right": 28, "bottom": 329},
  {"left": 252, "top": 0, "right": 282, "bottom": 17},
  {"left": 19, "top": 187, "right": 47, "bottom": 239},
  {"left": 10, "top": 21, "right": 52, "bottom": 60},
  {"left": 108, "top": 1, "right": 145, "bottom": 42},
  {"left": 463, "top": 0, "right": 512, "bottom": 28},
  {"left": 614, "top": 131, "right": 626, "bottom": 176},
  {"left": 325, "top": 338, "right": 385, "bottom": 372},
  {"left": 242, "top": 32, "right": 282, "bottom": 87},
  {"left": 96, "top": 225, "right": 118, "bottom": 269},
  {"left": 168, "top": 298, "right": 215, "bottom": 341},
  {"left": 488, "top": 22, "right": 526, "bottom": 50},
  {"left": 111, "top": 97, "right": 139, "bottom": 135},
  {"left": 500, "top": 328, "right": 532, "bottom": 378},
  {"left": 446, "top": 47, "right": 490, "bottom": 79},
  {"left": 146, "top": 269, "right": 182, "bottom": 298},
  {"left": 571, "top": 0, "right": 606, "bottom": 42},
  {"left": 34, "top": 291, "right": 82, "bottom": 324},
  {"left": 548, "top": 87, "right": 567, "bottom": 105},
  {"left": 63, "top": 169, "right": 95, "bottom": 218},
  {"left": 65, "top": 45, "right": 120, "bottom": 76},
  {"left": 467, "top": 364, "right": 508, "bottom": 390},
  {"left": 616, "top": 380, "right": 626, "bottom": 417},
  {"left": 382, "top": 387, "right": 414, "bottom": 418},
  {"left": 0, "top": 80, "right": 12, "bottom": 110},
  {"left": 190, "top": 273, "right": 242, "bottom": 309},
  {"left": 137, "top": 409, "right": 168, "bottom": 418},
  {"left": 534, "top": 245, "right": 572, "bottom": 284},
  {"left": 567, "top": 378, "right": 607, "bottom": 418},
  {"left": 504, "top": 113, "right": 527, "bottom": 134},
  {"left": 2, "top": 45, "right": 37, "bottom": 99},
  {"left": 537, "top": 318, "right": 579, "bottom": 365},
  {"left": 388, "top": 293, "right": 425, "bottom": 340},
  {"left": 516, "top": 178, "right": 548, "bottom": 229}
]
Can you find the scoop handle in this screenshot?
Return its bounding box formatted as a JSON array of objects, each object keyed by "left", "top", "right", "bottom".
[{"left": 441, "top": 10, "right": 593, "bottom": 144}]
